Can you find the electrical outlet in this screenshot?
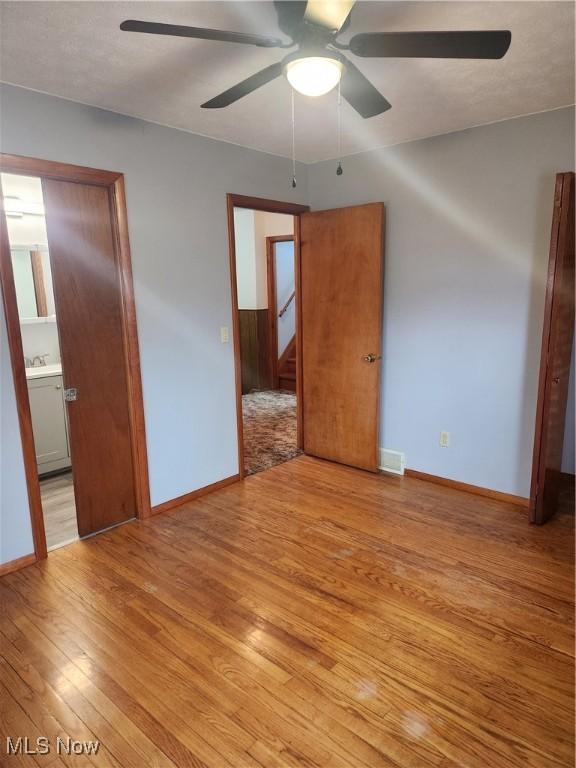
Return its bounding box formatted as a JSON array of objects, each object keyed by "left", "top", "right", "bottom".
[
  {"left": 440, "top": 431, "right": 450, "bottom": 448},
  {"left": 220, "top": 326, "right": 229, "bottom": 343}
]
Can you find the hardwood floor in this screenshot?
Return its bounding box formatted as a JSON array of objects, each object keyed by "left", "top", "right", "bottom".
[
  {"left": 1, "top": 456, "right": 573, "bottom": 767},
  {"left": 40, "top": 471, "right": 79, "bottom": 550}
]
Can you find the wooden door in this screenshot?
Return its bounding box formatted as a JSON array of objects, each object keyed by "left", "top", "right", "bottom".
[
  {"left": 301, "top": 203, "right": 384, "bottom": 471},
  {"left": 42, "top": 179, "right": 137, "bottom": 537},
  {"left": 530, "top": 172, "right": 575, "bottom": 524}
]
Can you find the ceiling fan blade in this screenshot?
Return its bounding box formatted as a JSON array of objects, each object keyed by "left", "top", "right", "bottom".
[
  {"left": 340, "top": 55, "right": 391, "bottom": 118},
  {"left": 349, "top": 30, "right": 511, "bottom": 59},
  {"left": 201, "top": 62, "right": 284, "bottom": 108},
  {"left": 120, "top": 20, "right": 284, "bottom": 48},
  {"left": 304, "top": 0, "right": 356, "bottom": 31}
]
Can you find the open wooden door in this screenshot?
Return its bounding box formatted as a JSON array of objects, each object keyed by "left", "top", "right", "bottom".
[
  {"left": 301, "top": 203, "right": 384, "bottom": 471},
  {"left": 530, "top": 172, "right": 575, "bottom": 524},
  {"left": 42, "top": 179, "right": 137, "bottom": 537}
]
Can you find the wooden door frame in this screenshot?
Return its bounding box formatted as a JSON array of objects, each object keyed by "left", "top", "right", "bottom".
[
  {"left": 226, "top": 194, "right": 308, "bottom": 478},
  {"left": 266, "top": 234, "right": 295, "bottom": 389},
  {"left": 529, "top": 171, "right": 575, "bottom": 524},
  {"left": 0, "top": 153, "right": 151, "bottom": 564}
]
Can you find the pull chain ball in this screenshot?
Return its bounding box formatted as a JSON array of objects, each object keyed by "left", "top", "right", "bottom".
[
  {"left": 290, "top": 89, "right": 297, "bottom": 189},
  {"left": 336, "top": 83, "right": 343, "bottom": 177}
]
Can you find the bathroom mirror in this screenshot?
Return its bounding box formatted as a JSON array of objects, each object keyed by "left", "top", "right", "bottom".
[{"left": 11, "top": 247, "right": 56, "bottom": 321}]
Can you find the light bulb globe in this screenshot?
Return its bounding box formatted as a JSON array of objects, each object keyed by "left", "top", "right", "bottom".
[{"left": 285, "top": 56, "right": 343, "bottom": 97}]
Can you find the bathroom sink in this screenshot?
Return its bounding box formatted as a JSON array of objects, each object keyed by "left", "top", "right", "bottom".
[{"left": 26, "top": 363, "right": 62, "bottom": 380}]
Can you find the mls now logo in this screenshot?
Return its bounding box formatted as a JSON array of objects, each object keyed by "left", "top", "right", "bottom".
[
  {"left": 6, "top": 738, "right": 50, "bottom": 756},
  {"left": 6, "top": 736, "right": 100, "bottom": 755}
]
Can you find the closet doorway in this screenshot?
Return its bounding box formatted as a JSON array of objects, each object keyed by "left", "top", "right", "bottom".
[{"left": 0, "top": 154, "right": 150, "bottom": 563}]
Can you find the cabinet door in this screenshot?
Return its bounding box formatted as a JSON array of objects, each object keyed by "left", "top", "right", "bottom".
[{"left": 28, "top": 375, "right": 70, "bottom": 466}]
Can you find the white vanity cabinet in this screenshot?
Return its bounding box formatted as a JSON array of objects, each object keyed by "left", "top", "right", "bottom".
[{"left": 27, "top": 373, "right": 71, "bottom": 474}]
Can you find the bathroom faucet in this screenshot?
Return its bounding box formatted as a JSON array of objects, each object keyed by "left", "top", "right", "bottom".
[{"left": 31, "top": 354, "right": 49, "bottom": 368}]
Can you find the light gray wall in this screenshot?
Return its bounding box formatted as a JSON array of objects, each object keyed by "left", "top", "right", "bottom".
[
  {"left": 308, "top": 107, "right": 575, "bottom": 496},
  {"left": 0, "top": 83, "right": 307, "bottom": 564},
  {"left": 1, "top": 304, "right": 35, "bottom": 562},
  {"left": 1, "top": 82, "right": 573, "bottom": 564}
]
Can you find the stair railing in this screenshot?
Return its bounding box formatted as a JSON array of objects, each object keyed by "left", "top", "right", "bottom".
[{"left": 278, "top": 291, "right": 295, "bottom": 318}]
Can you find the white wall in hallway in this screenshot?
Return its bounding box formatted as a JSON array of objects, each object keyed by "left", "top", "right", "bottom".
[
  {"left": 254, "top": 211, "right": 294, "bottom": 312},
  {"left": 235, "top": 209, "right": 294, "bottom": 310},
  {"left": 234, "top": 208, "right": 259, "bottom": 310}
]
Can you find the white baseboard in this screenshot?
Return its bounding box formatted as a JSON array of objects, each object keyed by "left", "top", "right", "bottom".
[{"left": 379, "top": 448, "right": 406, "bottom": 475}]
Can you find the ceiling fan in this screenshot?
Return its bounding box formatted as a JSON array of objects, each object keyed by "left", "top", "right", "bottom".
[{"left": 120, "top": 1, "right": 511, "bottom": 119}]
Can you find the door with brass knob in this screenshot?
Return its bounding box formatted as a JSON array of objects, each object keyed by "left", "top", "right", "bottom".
[{"left": 301, "top": 202, "right": 385, "bottom": 472}]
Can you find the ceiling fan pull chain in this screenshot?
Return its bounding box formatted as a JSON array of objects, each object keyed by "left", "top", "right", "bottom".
[
  {"left": 337, "top": 82, "right": 343, "bottom": 176},
  {"left": 291, "top": 89, "right": 297, "bottom": 188}
]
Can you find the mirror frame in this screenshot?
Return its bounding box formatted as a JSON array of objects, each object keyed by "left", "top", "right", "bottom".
[
  {"left": 30, "top": 250, "right": 48, "bottom": 316},
  {"left": 11, "top": 247, "right": 50, "bottom": 319}
]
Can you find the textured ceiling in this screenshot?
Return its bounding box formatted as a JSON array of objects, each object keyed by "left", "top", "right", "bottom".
[{"left": 0, "top": 1, "right": 574, "bottom": 163}]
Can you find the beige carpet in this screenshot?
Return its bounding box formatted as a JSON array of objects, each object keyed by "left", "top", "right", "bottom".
[{"left": 242, "top": 390, "right": 301, "bottom": 476}]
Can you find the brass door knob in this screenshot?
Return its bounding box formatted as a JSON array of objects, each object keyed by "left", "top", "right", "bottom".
[{"left": 362, "top": 353, "right": 381, "bottom": 363}]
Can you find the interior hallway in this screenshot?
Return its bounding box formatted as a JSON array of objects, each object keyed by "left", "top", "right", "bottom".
[
  {"left": 242, "top": 389, "right": 301, "bottom": 475},
  {"left": 1, "top": 456, "right": 573, "bottom": 768}
]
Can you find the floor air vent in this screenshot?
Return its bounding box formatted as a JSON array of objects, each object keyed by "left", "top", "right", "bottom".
[{"left": 379, "top": 449, "right": 406, "bottom": 475}]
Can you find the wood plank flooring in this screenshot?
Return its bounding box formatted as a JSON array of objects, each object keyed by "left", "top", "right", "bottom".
[
  {"left": 1, "top": 456, "right": 573, "bottom": 767},
  {"left": 40, "top": 472, "right": 79, "bottom": 550}
]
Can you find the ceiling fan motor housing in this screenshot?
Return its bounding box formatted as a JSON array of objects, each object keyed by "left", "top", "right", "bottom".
[{"left": 282, "top": 46, "right": 344, "bottom": 72}]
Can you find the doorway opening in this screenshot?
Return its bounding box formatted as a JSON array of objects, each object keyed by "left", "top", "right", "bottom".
[
  {"left": 228, "top": 196, "right": 385, "bottom": 479},
  {"left": 227, "top": 194, "right": 308, "bottom": 477},
  {"left": 2, "top": 171, "right": 78, "bottom": 550},
  {"left": 1, "top": 154, "right": 150, "bottom": 565}
]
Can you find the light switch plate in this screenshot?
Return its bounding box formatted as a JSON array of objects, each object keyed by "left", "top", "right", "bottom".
[
  {"left": 440, "top": 431, "right": 450, "bottom": 448},
  {"left": 220, "top": 326, "right": 229, "bottom": 343}
]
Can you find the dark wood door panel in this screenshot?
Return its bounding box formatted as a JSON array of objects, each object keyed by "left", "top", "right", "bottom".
[
  {"left": 239, "top": 309, "right": 271, "bottom": 394},
  {"left": 42, "top": 179, "right": 136, "bottom": 536},
  {"left": 530, "top": 172, "right": 575, "bottom": 524}
]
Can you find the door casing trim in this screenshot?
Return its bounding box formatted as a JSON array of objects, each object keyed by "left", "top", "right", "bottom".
[
  {"left": 529, "top": 172, "right": 575, "bottom": 524},
  {"left": 0, "top": 153, "right": 151, "bottom": 565},
  {"left": 226, "top": 193, "right": 309, "bottom": 478},
  {"left": 266, "top": 235, "right": 295, "bottom": 389}
]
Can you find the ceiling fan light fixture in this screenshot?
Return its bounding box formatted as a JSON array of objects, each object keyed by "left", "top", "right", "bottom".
[{"left": 285, "top": 55, "right": 343, "bottom": 97}]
